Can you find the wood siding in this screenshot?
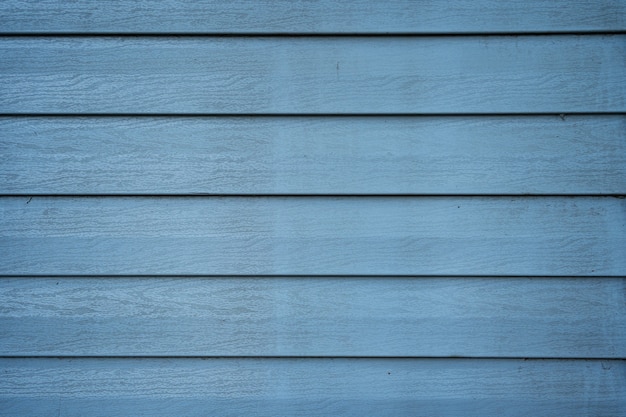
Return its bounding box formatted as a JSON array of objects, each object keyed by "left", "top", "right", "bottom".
[
  {"left": 2, "top": 359, "right": 625, "bottom": 417},
  {"left": 2, "top": 0, "right": 625, "bottom": 34},
  {"left": 2, "top": 196, "right": 625, "bottom": 276},
  {"left": 0, "top": 1, "right": 624, "bottom": 416},
  {"left": 1, "top": 36, "right": 624, "bottom": 114},
  {"left": 2, "top": 116, "right": 625, "bottom": 195},
  {"left": 1, "top": 277, "right": 625, "bottom": 358}
]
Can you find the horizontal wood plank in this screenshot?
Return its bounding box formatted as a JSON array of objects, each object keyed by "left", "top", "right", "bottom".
[
  {"left": 1, "top": 197, "right": 624, "bottom": 276},
  {"left": 0, "top": 277, "right": 624, "bottom": 358},
  {"left": 1, "top": 358, "right": 624, "bottom": 416},
  {"left": 1, "top": 36, "right": 624, "bottom": 114},
  {"left": 2, "top": 115, "right": 625, "bottom": 195},
  {"left": 1, "top": 0, "right": 624, "bottom": 34}
]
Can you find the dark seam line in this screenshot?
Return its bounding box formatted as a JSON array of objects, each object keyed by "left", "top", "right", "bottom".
[
  {"left": 2, "top": 194, "right": 624, "bottom": 198},
  {"left": 0, "top": 32, "right": 624, "bottom": 37},
  {"left": 1, "top": 275, "right": 623, "bottom": 279},
  {"left": 0, "top": 355, "right": 622, "bottom": 360},
  {"left": 0, "top": 112, "right": 624, "bottom": 117}
]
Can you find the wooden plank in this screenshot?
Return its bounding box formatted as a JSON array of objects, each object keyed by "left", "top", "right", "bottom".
[
  {"left": 1, "top": 358, "right": 624, "bottom": 416},
  {"left": 1, "top": 197, "right": 624, "bottom": 276},
  {"left": 1, "top": 36, "right": 624, "bottom": 114},
  {"left": 1, "top": 0, "right": 624, "bottom": 34},
  {"left": 0, "top": 277, "right": 624, "bottom": 358},
  {"left": 2, "top": 115, "right": 625, "bottom": 195}
]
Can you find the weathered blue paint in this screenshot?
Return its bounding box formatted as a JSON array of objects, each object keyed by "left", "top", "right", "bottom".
[
  {"left": 0, "top": 1, "right": 624, "bottom": 415},
  {"left": 1, "top": 0, "right": 625, "bottom": 34},
  {"left": 1, "top": 196, "right": 624, "bottom": 276},
  {"left": 1, "top": 277, "right": 624, "bottom": 358},
  {"left": 1, "top": 358, "right": 625, "bottom": 417},
  {"left": 1, "top": 116, "right": 624, "bottom": 195},
  {"left": 1, "top": 36, "right": 624, "bottom": 114}
]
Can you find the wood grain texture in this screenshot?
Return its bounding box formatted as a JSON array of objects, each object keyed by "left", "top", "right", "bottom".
[
  {"left": 1, "top": 36, "right": 624, "bottom": 114},
  {"left": 2, "top": 115, "right": 625, "bottom": 195},
  {"left": 1, "top": 358, "right": 624, "bottom": 417},
  {"left": 1, "top": 0, "right": 624, "bottom": 34},
  {"left": 1, "top": 197, "right": 624, "bottom": 276},
  {"left": 0, "top": 277, "right": 624, "bottom": 358}
]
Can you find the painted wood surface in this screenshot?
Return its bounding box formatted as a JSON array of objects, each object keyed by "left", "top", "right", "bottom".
[
  {"left": 1, "top": 277, "right": 624, "bottom": 358},
  {"left": 1, "top": 1, "right": 624, "bottom": 415},
  {"left": 1, "top": 0, "right": 624, "bottom": 34},
  {"left": 1, "top": 358, "right": 624, "bottom": 417},
  {"left": 1, "top": 197, "right": 624, "bottom": 276},
  {"left": 2, "top": 115, "right": 625, "bottom": 195},
  {"left": 1, "top": 36, "right": 624, "bottom": 114}
]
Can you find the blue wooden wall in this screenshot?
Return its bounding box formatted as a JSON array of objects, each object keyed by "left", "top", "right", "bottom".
[{"left": 0, "top": 1, "right": 625, "bottom": 415}]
